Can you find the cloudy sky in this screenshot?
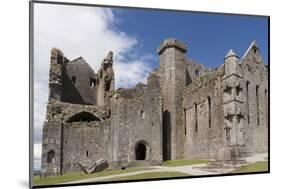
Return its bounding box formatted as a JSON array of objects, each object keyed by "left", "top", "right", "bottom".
[{"left": 33, "top": 3, "right": 268, "bottom": 170}]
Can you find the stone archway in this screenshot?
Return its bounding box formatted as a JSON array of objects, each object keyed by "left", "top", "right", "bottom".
[
  {"left": 66, "top": 111, "right": 101, "bottom": 123},
  {"left": 135, "top": 141, "right": 147, "bottom": 160}
]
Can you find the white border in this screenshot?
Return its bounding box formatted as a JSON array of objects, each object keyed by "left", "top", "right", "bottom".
[{"left": 1, "top": 0, "right": 279, "bottom": 189}]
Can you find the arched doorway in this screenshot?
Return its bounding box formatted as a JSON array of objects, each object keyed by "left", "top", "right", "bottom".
[
  {"left": 135, "top": 142, "right": 147, "bottom": 160},
  {"left": 47, "top": 150, "right": 55, "bottom": 163}
]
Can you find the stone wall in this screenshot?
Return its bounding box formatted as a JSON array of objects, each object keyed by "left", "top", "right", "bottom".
[
  {"left": 41, "top": 100, "right": 112, "bottom": 174},
  {"left": 63, "top": 120, "right": 111, "bottom": 173},
  {"left": 61, "top": 57, "right": 97, "bottom": 105},
  {"left": 240, "top": 42, "right": 268, "bottom": 154},
  {"left": 182, "top": 69, "right": 225, "bottom": 159},
  {"left": 110, "top": 70, "right": 162, "bottom": 167},
  {"left": 41, "top": 99, "right": 63, "bottom": 176}
]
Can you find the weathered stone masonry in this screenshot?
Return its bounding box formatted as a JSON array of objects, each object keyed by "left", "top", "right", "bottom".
[{"left": 41, "top": 38, "right": 268, "bottom": 176}]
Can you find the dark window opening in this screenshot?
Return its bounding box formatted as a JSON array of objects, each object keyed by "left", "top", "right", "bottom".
[
  {"left": 256, "top": 85, "right": 260, "bottom": 126},
  {"left": 140, "top": 110, "right": 145, "bottom": 119},
  {"left": 195, "top": 69, "right": 200, "bottom": 77},
  {"left": 236, "top": 87, "right": 240, "bottom": 96},
  {"left": 163, "top": 110, "right": 171, "bottom": 161},
  {"left": 90, "top": 78, "right": 96, "bottom": 87},
  {"left": 225, "top": 114, "right": 234, "bottom": 122},
  {"left": 254, "top": 48, "right": 257, "bottom": 54},
  {"left": 135, "top": 143, "right": 147, "bottom": 160},
  {"left": 184, "top": 108, "right": 187, "bottom": 135},
  {"left": 208, "top": 96, "right": 211, "bottom": 128},
  {"left": 246, "top": 81, "right": 250, "bottom": 124},
  {"left": 195, "top": 103, "right": 198, "bottom": 132},
  {"left": 186, "top": 68, "right": 192, "bottom": 86},
  {"left": 71, "top": 76, "right": 76, "bottom": 84},
  {"left": 86, "top": 151, "right": 89, "bottom": 157},
  {"left": 47, "top": 150, "right": 55, "bottom": 163},
  {"left": 224, "top": 86, "right": 232, "bottom": 95},
  {"left": 67, "top": 112, "right": 101, "bottom": 123},
  {"left": 105, "top": 80, "right": 111, "bottom": 91}
]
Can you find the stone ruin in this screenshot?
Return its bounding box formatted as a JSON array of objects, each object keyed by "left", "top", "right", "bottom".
[
  {"left": 78, "top": 158, "right": 108, "bottom": 174},
  {"left": 41, "top": 38, "right": 268, "bottom": 176}
]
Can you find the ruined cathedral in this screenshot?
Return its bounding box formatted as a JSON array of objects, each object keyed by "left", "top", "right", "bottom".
[{"left": 41, "top": 38, "right": 268, "bottom": 175}]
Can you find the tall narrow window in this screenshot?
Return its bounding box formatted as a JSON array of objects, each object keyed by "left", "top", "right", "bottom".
[
  {"left": 140, "top": 110, "right": 145, "bottom": 119},
  {"left": 71, "top": 76, "right": 76, "bottom": 84},
  {"left": 265, "top": 89, "right": 268, "bottom": 127},
  {"left": 246, "top": 81, "right": 250, "bottom": 124},
  {"left": 186, "top": 68, "right": 192, "bottom": 86},
  {"left": 184, "top": 108, "right": 187, "bottom": 135},
  {"left": 256, "top": 85, "right": 260, "bottom": 126},
  {"left": 208, "top": 96, "right": 211, "bottom": 128},
  {"left": 89, "top": 78, "right": 95, "bottom": 87},
  {"left": 195, "top": 69, "right": 200, "bottom": 77},
  {"left": 195, "top": 103, "right": 198, "bottom": 132}
]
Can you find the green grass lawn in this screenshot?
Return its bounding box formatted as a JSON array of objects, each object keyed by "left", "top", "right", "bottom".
[
  {"left": 233, "top": 161, "right": 268, "bottom": 173},
  {"left": 33, "top": 167, "right": 152, "bottom": 186},
  {"left": 163, "top": 159, "right": 210, "bottom": 167},
  {"left": 108, "top": 171, "right": 191, "bottom": 181}
]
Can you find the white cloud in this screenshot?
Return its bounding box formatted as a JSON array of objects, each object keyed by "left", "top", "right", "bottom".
[
  {"left": 34, "top": 143, "right": 42, "bottom": 170},
  {"left": 114, "top": 54, "right": 156, "bottom": 88},
  {"left": 33, "top": 4, "right": 154, "bottom": 170}
]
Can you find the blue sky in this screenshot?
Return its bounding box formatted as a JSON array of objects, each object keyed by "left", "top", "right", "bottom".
[{"left": 112, "top": 7, "right": 268, "bottom": 69}]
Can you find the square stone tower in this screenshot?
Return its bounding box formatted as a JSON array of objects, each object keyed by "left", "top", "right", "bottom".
[{"left": 158, "top": 38, "right": 187, "bottom": 160}]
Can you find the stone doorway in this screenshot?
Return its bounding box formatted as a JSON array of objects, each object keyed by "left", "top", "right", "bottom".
[
  {"left": 135, "top": 142, "right": 147, "bottom": 160},
  {"left": 163, "top": 110, "right": 171, "bottom": 161}
]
